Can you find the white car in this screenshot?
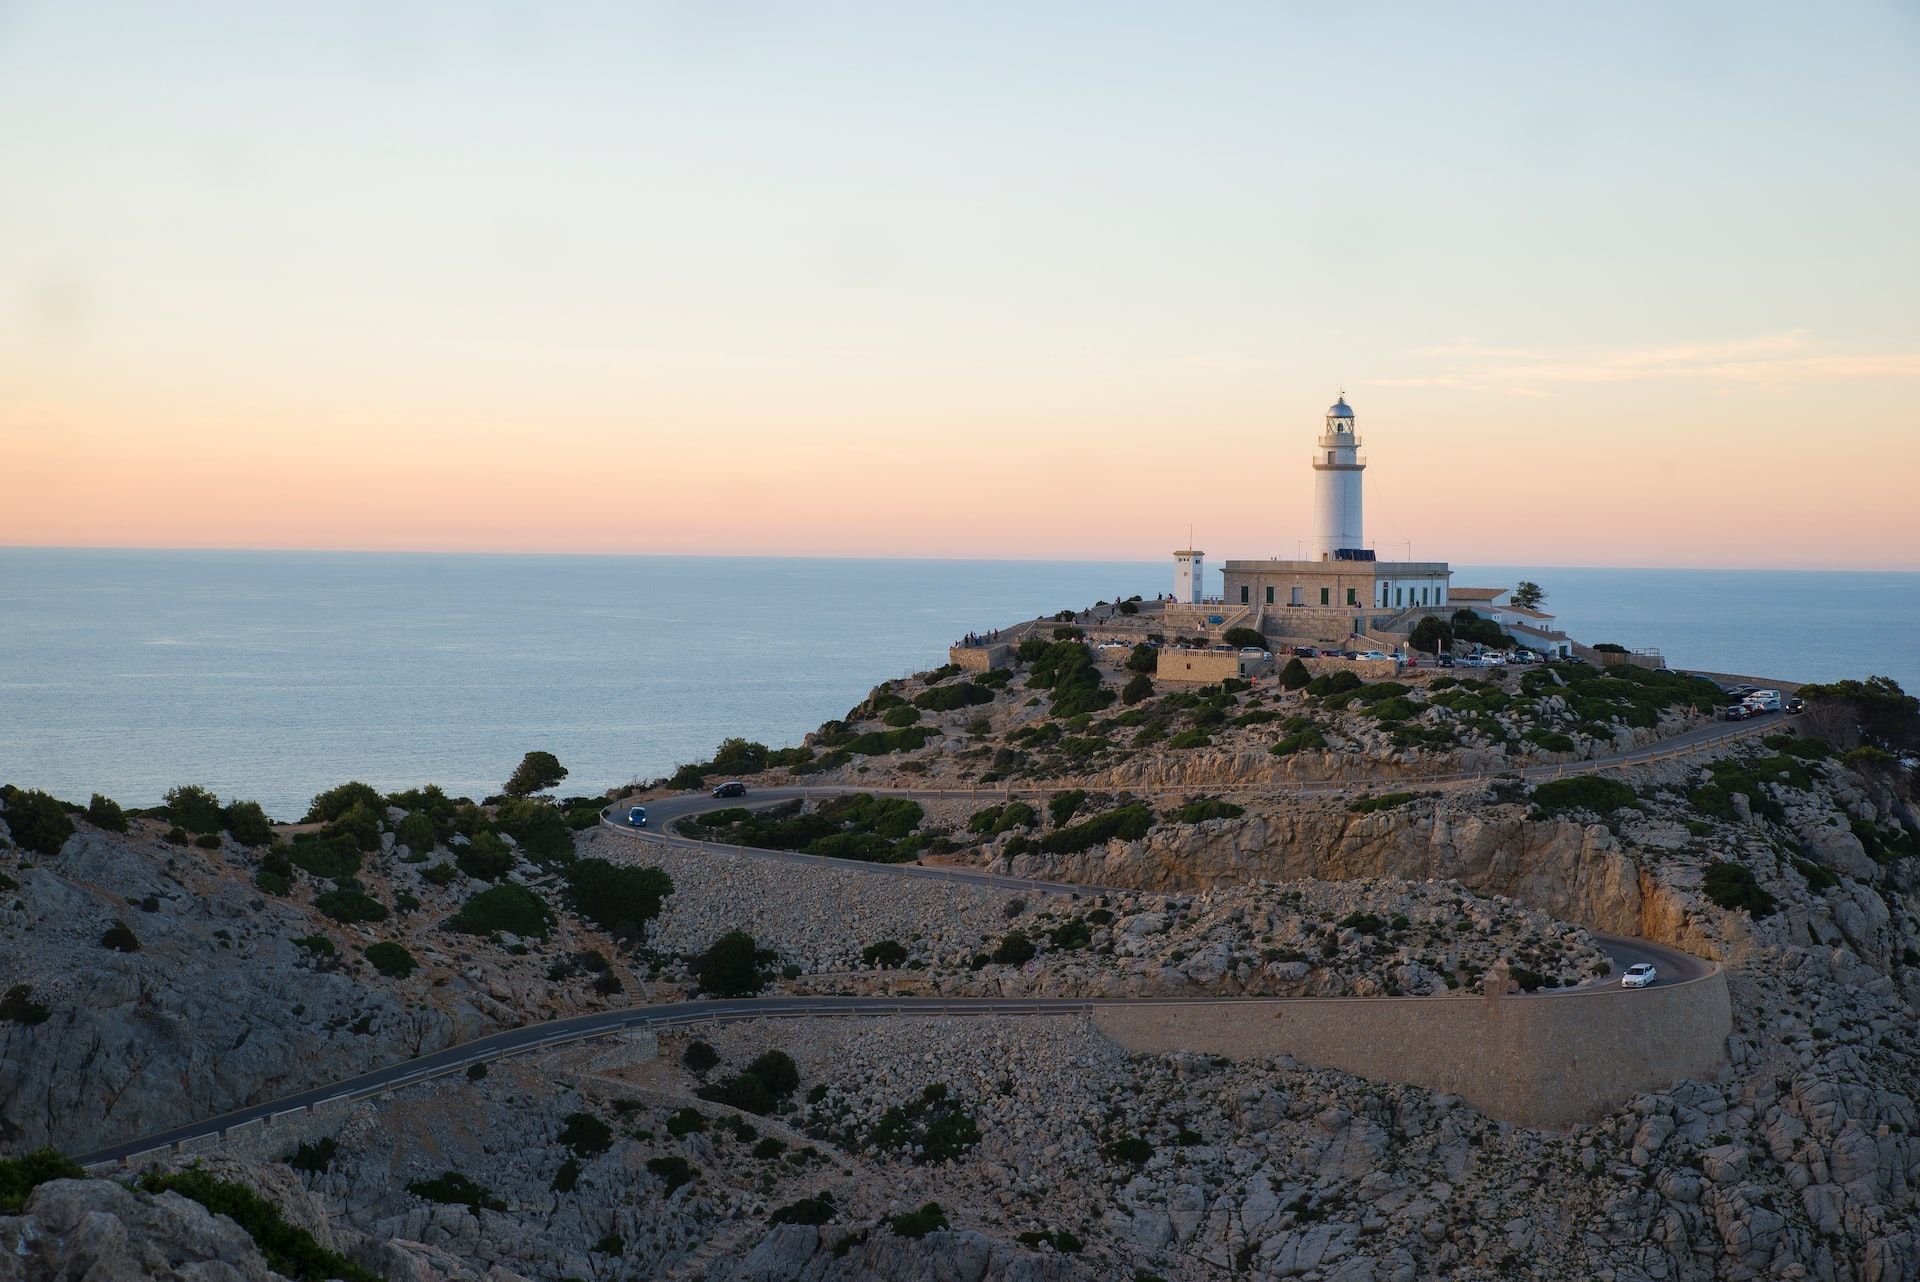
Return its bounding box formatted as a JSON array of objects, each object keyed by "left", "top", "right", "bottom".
[
  {"left": 1357, "top": 650, "right": 1389, "bottom": 661},
  {"left": 1621, "top": 962, "right": 1658, "bottom": 988}
]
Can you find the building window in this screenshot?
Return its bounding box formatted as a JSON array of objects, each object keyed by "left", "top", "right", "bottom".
[
  {"left": 1326, "top": 451, "right": 1334, "bottom": 465},
  {"left": 1421, "top": 587, "right": 1429, "bottom": 605},
  {"left": 1291, "top": 586, "right": 1303, "bottom": 606},
  {"left": 1395, "top": 587, "right": 1403, "bottom": 606},
  {"left": 1320, "top": 587, "right": 1329, "bottom": 606},
  {"left": 1265, "top": 586, "right": 1274, "bottom": 604},
  {"left": 1345, "top": 588, "right": 1356, "bottom": 605},
  {"left": 1240, "top": 585, "right": 1249, "bottom": 604}
]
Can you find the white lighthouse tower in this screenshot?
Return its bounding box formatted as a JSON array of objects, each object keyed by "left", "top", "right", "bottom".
[{"left": 1311, "top": 394, "right": 1366, "bottom": 559}]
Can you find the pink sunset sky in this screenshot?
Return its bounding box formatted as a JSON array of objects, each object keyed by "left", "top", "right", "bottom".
[{"left": 4, "top": 4, "right": 1917, "bottom": 568}]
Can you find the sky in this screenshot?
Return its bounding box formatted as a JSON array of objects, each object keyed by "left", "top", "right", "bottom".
[{"left": 2, "top": 2, "right": 1917, "bottom": 568}]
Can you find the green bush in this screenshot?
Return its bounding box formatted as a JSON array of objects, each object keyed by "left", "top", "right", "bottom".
[
  {"left": 86, "top": 794, "right": 129, "bottom": 833},
  {"left": 1278, "top": 658, "right": 1312, "bottom": 690},
  {"left": 302, "top": 781, "right": 385, "bottom": 825},
  {"left": 888, "top": 1202, "right": 948, "bottom": 1239},
  {"left": 287, "top": 1137, "right": 337, "bottom": 1174},
  {"left": 193, "top": 832, "right": 222, "bottom": 850},
  {"left": 1126, "top": 644, "right": 1159, "bottom": 674},
  {"left": 683, "top": 1040, "right": 719, "bottom": 1074},
  {"left": 286, "top": 831, "right": 362, "bottom": 881},
  {"left": 968, "top": 801, "right": 1035, "bottom": 836},
  {"left": 291, "top": 934, "right": 335, "bottom": 956},
  {"left": 646, "top": 1155, "right": 695, "bottom": 1193},
  {"left": 363, "top": 941, "right": 416, "bottom": 977},
  {"left": 1173, "top": 799, "right": 1243, "bottom": 823},
  {"left": 913, "top": 682, "right": 994, "bottom": 713},
  {"left": 100, "top": 921, "right": 140, "bottom": 952},
  {"left": 3, "top": 789, "right": 73, "bottom": 856},
  {"left": 1048, "top": 918, "right": 1091, "bottom": 950},
  {"left": 419, "top": 861, "right": 457, "bottom": 887},
  {"left": 564, "top": 859, "right": 673, "bottom": 937},
  {"left": 396, "top": 811, "right": 438, "bottom": 854},
  {"left": 1702, "top": 859, "right": 1776, "bottom": 917},
  {"left": 550, "top": 1156, "right": 580, "bottom": 1192},
  {"left": 991, "top": 930, "right": 1036, "bottom": 965},
  {"left": 844, "top": 726, "right": 937, "bottom": 756},
  {"left": 1017, "top": 1228, "right": 1085, "bottom": 1253},
  {"left": 1304, "top": 670, "right": 1363, "bottom": 699},
  {"left": 0, "top": 1148, "right": 83, "bottom": 1212},
  {"left": 1103, "top": 1136, "right": 1154, "bottom": 1167},
  {"left": 1223, "top": 627, "right": 1267, "bottom": 650},
  {"left": 694, "top": 930, "right": 768, "bottom": 997},
  {"left": 140, "top": 1168, "right": 381, "bottom": 1281},
  {"left": 882, "top": 704, "right": 922, "bottom": 727},
  {"left": 314, "top": 888, "right": 387, "bottom": 924},
  {"left": 448, "top": 883, "right": 553, "bottom": 938},
  {"left": 559, "top": 1110, "right": 614, "bottom": 1156},
  {"left": 862, "top": 939, "right": 908, "bottom": 969},
  {"left": 407, "top": 1171, "right": 505, "bottom": 1212},
  {"left": 771, "top": 1191, "right": 837, "bottom": 1225},
  {"left": 1038, "top": 803, "right": 1153, "bottom": 855},
  {"left": 164, "top": 785, "right": 225, "bottom": 833},
  {"left": 1532, "top": 775, "right": 1638, "bottom": 816},
  {"left": 698, "top": 1049, "right": 801, "bottom": 1114},
  {"left": 223, "top": 800, "right": 275, "bottom": 847},
  {"left": 1122, "top": 672, "right": 1154, "bottom": 704},
  {"left": 494, "top": 798, "right": 573, "bottom": 864},
  {"left": 455, "top": 830, "right": 516, "bottom": 881},
  {"left": 870, "top": 1083, "right": 981, "bottom": 1164},
  {"left": 1347, "top": 791, "right": 1425, "bottom": 815},
  {"left": 1048, "top": 790, "right": 1087, "bottom": 826},
  {"left": 0, "top": 984, "right": 50, "bottom": 1025},
  {"left": 1270, "top": 725, "right": 1328, "bottom": 756}
]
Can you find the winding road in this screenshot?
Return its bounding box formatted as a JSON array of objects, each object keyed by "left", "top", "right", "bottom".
[{"left": 73, "top": 707, "right": 1763, "bottom": 1169}]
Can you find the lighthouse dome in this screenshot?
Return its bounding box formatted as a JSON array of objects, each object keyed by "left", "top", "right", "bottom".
[{"left": 1327, "top": 397, "right": 1354, "bottom": 419}]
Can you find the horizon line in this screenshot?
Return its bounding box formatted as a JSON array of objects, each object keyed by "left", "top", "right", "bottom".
[{"left": 3, "top": 543, "right": 1918, "bottom": 576}]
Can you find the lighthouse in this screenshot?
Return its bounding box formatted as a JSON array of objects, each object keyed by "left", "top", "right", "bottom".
[{"left": 1311, "top": 395, "right": 1365, "bottom": 559}]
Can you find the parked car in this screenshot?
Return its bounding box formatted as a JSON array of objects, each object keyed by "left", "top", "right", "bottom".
[
  {"left": 1722, "top": 703, "right": 1750, "bottom": 721},
  {"left": 1622, "top": 962, "right": 1658, "bottom": 989},
  {"left": 1292, "top": 646, "right": 1319, "bottom": 658},
  {"left": 1744, "top": 689, "right": 1782, "bottom": 714},
  {"left": 626, "top": 806, "right": 648, "bottom": 827},
  {"left": 712, "top": 781, "right": 747, "bottom": 798},
  {"left": 1434, "top": 654, "right": 1456, "bottom": 668},
  {"left": 1786, "top": 696, "right": 1804, "bottom": 714},
  {"left": 1358, "top": 650, "right": 1388, "bottom": 661}
]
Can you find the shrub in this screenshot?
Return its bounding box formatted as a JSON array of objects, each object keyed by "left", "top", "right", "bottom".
[
  {"left": 1048, "top": 918, "right": 1091, "bottom": 951},
  {"left": 100, "top": 921, "right": 140, "bottom": 952},
  {"left": 302, "top": 781, "right": 384, "bottom": 825},
  {"left": 396, "top": 811, "right": 438, "bottom": 854},
  {"left": 1048, "top": 790, "right": 1088, "bottom": 826},
  {"left": 494, "top": 798, "right": 573, "bottom": 864},
  {"left": 0, "top": 984, "right": 50, "bottom": 1025},
  {"left": 1278, "top": 657, "right": 1312, "bottom": 690},
  {"left": 1409, "top": 616, "right": 1452, "bottom": 654},
  {"left": 1039, "top": 803, "right": 1154, "bottom": 855},
  {"left": 314, "top": 888, "right": 388, "bottom": 924},
  {"left": 3, "top": 789, "right": 73, "bottom": 856},
  {"left": 1222, "top": 627, "right": 1266, "bottom": 650},
  {"left": 558, "top": 1111, "right": 614, "bottom": 1155},
  {"left": 565, "top": 859, "right": 672, "bottom": 938},
  {"left": 448, "top": 883, "right": 553, "bottom": 938},
  {"left": 682, "top": 1040, "right": 719, "bottom": 1074},
  {"left": 914, "top": 682, "right": 994, "bottom": 713},
  {"left": 1173, "top": 799, "right": 1243, "bottom": 824},
  {"left": 694, "top": 930, "right": 768, "bottom": 997},
  {"left": 646, "top": 1155, "right": 695, "bottom": 1193},
  {"left": 287, "top": 1137, "right": 338, "bottom": 1174},
  {"left": 698, "top": 1049, "right": 801, "bottom": 1114},
  {"left": 193, "top": 832, "right": 222, "bottom": 850},
  {"left": 968, "top": 801, "right": 1036, "bottom": 837},
  {"left": 551, "top": 1157, "right": 580, "bottom": 1192},
  {"left": 291, "top": 934, "right": 335, "bottom": 957},
  {"left": 164, "top": 785, "right": 225, "bottom": 833},
  {"left": 991, "top": 930, "right": 1036, "bottom": 965},
  {"left": 286, "top": 832, "right": 362, "bottom": 881},
  {"left": 889, "top": 1202, "right": 948, "bottom": 1239},
  {"left": 419, "top": 861, "right": 457, "bottom": 887},
  {"left": 1017, "top": 1228, "right": 1085, "bottom": 1253},
  {"left": 1702, "top": 860, "right": 1777, "bottom": 918},
  {"left": 1270, "top": 725, "right": 1327, "bottom": 756},
  {"left": 1532, "top": 775, "right": 1638, "bottom": 816},
  {"left": 1304, "top": 670, "right": 1363, "bottom": 699},
  {"left": 455, "top": 830, "right": 516, "bottom": 881},
  {"left": 363, "top": 941, "right": 416, "bottom": 977},
  {"left": 882, "top": 704, "right": 922, "bottom": 727},
  {"left": 1126, "top": 643, "right": 1159, "bottom": 674},
  {"left": 771, "top": 1191, "right": 837, "bottom": 1225},
  {"left": 862, "top": 939, "right": 908, "bottom": 969},
  {"left": 85, "top": 794, "right": 128, "bottom": 833},
  {"left": 138, "top": 1168, "right": 381, "bottom": 1282},
  {"left": 1122, "top": 672, "right": 1154, "bottom": 704},
  {"left": 1347, "top": 791, "right": 1424, "bottom": 815},
  {"left": 407, "top": 1171, "right": 505, "bottom": 1212},
  {"left": 163, "top": 826, "right": 188, "bottom": 845},
  {"left": 504, "top": 750, "right": 568, "bottom": 796},
  {"left": 223, "top": 800, "right": 275, "bottom": 847},
  {"left": 1103, "top": 1136, "right": 1154, "bottom": 1167}
]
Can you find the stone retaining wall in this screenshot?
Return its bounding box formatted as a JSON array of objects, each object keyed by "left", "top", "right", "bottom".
[
  {"left": 1092, "top": 968, "right": 1731, "bottom": 1129},
  {"left": 949, "top": 643, "right": 1011, "bottom": 672}
]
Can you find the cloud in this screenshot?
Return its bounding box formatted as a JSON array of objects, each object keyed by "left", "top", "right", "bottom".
[{"left": 1379, "top": 331, "right": 1920, "bottom": 396}]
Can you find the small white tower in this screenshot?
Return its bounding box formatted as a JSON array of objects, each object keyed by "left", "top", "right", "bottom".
[
  {"left": 1173, "top": 548, "right": 1204, "bottom": 604},
  {"left": 1311, "top": 395, "right": 1366, "bottom": 559}
]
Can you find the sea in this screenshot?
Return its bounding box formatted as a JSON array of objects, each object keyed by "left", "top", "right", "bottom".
[{"left": 1, "top": 549, "right": 1915, "bottom": 820}]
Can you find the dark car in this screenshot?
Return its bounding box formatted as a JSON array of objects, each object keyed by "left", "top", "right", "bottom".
[
  {"left": 1435, "top": 654, "right": 1455, "bottom": 668},
  {"left": 712, "top": 781, "right": 747, "bottom": 798},
  {"left": 1722, "top": 704, "right": 1750, "bottom": 721},
  {"left": 1292, "top": 646, "right": 1319, "bottom": 658},
  {"left": 1786, "top": 697, "right": 1804, "bottom": 714},
  {"left": 626, "top": 806, "right": 647, "bottom": 827}
]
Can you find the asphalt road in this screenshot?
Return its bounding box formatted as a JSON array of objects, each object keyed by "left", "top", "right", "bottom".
[{"left": 76, "top": 709, "right": 1742, "bottom": 1167}]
